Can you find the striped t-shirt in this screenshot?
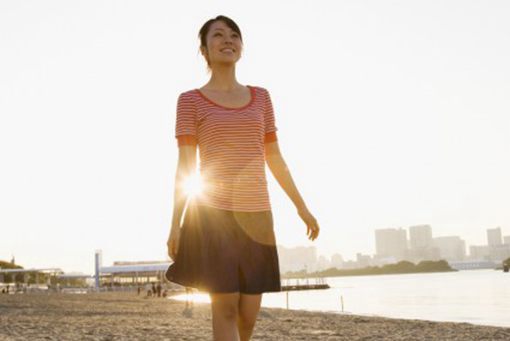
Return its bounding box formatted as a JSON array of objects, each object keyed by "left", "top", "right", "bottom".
[{"left": 175, "top": 85, "right": 278, "bottom": 212}]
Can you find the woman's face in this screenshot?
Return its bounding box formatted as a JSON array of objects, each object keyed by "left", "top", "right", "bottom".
[{"left": 201, "top": 20, "right": 243, "bottom": 68}]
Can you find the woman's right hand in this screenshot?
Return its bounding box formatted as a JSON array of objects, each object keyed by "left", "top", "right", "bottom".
[{"left": 167, "top": 227, "right": 181, "bottom": 262}]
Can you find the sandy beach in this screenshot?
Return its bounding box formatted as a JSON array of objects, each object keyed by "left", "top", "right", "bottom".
[{"left": 1, "top": 291, "right": 510, "bottom": 340}]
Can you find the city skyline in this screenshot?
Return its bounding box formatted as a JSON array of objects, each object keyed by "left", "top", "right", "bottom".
[{"left": 4, "top": 223, "right": 508, "bottom": 275}]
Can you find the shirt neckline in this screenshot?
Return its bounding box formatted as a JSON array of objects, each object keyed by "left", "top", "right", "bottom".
[{"left": 195, "top": 85, "right": 255, "bottom": 110}]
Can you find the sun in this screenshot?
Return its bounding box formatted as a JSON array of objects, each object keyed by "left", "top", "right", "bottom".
[{"left": 182, "top": 173, "right": 203, "bottom": 198}]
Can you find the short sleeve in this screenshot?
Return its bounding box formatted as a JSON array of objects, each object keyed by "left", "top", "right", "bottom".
[
  {"left": 262, "top": 88, "right": 278, "bottom": 143},
  {"left": 175, "top": 92, "right": 197, "bottom": 146}
]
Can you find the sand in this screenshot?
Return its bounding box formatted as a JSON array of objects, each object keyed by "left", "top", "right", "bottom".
[{"left": 1, "top": 291, "right": 510, "bottom": 340}]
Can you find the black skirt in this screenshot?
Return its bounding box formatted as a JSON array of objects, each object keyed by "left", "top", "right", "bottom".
[{"left": 166, "top": 201, "right": 281, "bottom": 294}]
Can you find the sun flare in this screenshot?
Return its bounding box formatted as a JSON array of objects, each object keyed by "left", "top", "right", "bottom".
[
  {"left": 182, "top": 173, "right": 203, "bottom": 198},
  {"left": 169, "top": 292, "right": 211, "bottom": 304}
]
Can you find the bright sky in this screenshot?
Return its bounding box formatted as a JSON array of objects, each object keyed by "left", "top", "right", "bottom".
[{"left": 1, "top": 1, "right": 510, "bottom": 274}]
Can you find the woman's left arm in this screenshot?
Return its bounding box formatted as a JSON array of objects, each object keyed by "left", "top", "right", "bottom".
[{"left": 265, "top": 141, "right": 320, "bottom": 241}]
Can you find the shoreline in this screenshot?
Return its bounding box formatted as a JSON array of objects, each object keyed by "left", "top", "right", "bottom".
[{"left": 1, "top": 291, "right": 509, "bottom": 340}]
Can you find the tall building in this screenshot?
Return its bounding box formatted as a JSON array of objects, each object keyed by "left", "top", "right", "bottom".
[
  {"left": 375, "top": 228, "right": 407, "bottom": 261},
  {"left": 408, "top": 225, "right": 440, "bottom": 262},
  {"left": 433, "top": 236, "right": 466, "bottom": 261},
  {"left": 504, "top": 236, "right": 510, "bottom": 245},
  {"left": 487, "top": 227, "right": 503, "bottom": 246},
  {"left": 409, "top": 225, "right": 433, "bottom": 249}
]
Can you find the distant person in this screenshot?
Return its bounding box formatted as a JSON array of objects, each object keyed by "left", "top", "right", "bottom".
[
  {"left": 165, "top": 15, "right": 320, "bottom": 340},
  {"left": 137, "top": 286, "right": 141, "bottom": 296},
  {"left": 151, "top": 282, "right": 156, "bottom": 296},
  {"left": 156, "top": 282, "right": 162, "bottom": 297},
  {"left": 145, "top": 283, "right": 152, "bottom": 297}
]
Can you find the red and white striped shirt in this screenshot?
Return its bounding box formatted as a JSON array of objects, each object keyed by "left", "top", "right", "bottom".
[{"left": 175, "top": 85, "right": 278, "bottom": 212}]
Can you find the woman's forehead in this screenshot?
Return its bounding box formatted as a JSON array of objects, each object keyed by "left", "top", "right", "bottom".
[{"left": 210, "top": 20, "right": 234, "bottom": 32}]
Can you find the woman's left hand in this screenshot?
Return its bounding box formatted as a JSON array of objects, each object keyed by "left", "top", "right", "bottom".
[{"left": 298, "top": 207, "right": 320, "bottom": 241}]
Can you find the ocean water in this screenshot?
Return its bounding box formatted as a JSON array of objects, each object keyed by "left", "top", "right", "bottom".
[
  {"left": 261, "top": 269, "right": 510, "bottom": 328},
  {"left": 169, "top": 269, "right": 510, "bottom": 327}
]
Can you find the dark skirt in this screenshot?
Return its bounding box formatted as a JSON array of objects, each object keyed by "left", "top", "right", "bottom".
[{"left": 166, "top": 201, "right": 281, "bottom": 294}]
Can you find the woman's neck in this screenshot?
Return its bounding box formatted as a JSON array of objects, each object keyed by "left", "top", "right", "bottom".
[{"left": 204, "top": 64, "right": 242, "bottom": 92}]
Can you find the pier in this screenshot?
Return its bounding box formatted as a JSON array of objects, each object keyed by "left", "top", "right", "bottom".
[{"left": 281, "top": 277, "right": 330, "bottom": 291}]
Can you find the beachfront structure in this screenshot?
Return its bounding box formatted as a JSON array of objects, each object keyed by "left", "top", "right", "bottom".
[
  {"left": 98, "top": 261, "right": 171, "bottom": 287},
  {"left": 94, "top": 250, "right": 172, "bottom": 288},
  {"left": 0, "top": 268, "right": 63, "bottom": 285}
]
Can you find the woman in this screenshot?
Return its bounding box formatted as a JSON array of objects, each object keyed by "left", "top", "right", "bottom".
[{"left": 166, "top": 15, "right": 320, "bottom": 341}]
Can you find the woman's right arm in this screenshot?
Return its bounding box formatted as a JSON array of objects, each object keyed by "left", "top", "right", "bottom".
[{"left": 167, "top": 144, "right": 197, "bottom": 261}]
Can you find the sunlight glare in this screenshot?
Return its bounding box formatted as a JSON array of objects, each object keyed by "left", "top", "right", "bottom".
[
  {"left": 182, "top": 173, "right": 203, "bottom": 198},
  {"left": 169, "top": 292, "right": 211, "bottom": 304}
]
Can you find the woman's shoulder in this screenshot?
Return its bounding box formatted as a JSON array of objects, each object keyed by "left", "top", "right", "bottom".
[
  {"left": 178, "top": 88, "right": 199, "bottom": 99},
  {"left": 250, "top": 85, "right": 268, "bottom": 92},
  {"left": 249, "top": 85, "right": 271, "bottom": 99}
]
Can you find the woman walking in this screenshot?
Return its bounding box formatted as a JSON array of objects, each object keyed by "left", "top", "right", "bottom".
[{"left": 166, "top": 15, "right": 320, "bottom": 341}]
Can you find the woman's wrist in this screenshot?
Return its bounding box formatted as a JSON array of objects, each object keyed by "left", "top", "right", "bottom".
[{"left": 296, "top": 203, "right": 308, "bottom": 214}]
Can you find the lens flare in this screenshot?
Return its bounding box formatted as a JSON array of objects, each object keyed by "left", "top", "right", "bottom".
[{"left": 182, "top": 173, "right": 203, "bottom": 198}]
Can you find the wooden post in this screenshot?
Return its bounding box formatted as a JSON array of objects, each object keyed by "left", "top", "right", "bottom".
[
  {"left": 286, "top": 291, "right": 289, "bottom": 310},
  {"left": 341, "top": 295, "right": 344, "bottom": 312}
]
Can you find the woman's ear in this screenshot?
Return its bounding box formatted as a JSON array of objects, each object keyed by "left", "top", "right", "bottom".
[{"left": 200, "top": 45, "right": 207, "bottom": 57}]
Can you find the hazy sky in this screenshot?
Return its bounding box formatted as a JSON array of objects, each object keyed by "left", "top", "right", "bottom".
[{"left": 1, "top": 0, "right": 509, "bottom": 274}]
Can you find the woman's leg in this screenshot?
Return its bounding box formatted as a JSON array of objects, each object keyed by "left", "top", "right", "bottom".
[
  {"left": 210, "top": 292, "right": 241, "bottom": 341},
  {"left": 237, "top": 293, "right": 262, "bottom": 341}
]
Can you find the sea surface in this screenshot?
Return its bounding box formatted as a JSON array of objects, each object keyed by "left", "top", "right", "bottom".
[
  {"left": 262, "top": 269, "right": 510, "bottom": 328},
  {"left": 172, "top": 269, "right": 510, "bottom": 327}
]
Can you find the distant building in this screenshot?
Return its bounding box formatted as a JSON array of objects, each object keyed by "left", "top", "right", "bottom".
[
  {"left": 375, "top": 228, "right": 407, "bottom": 261},
  {"left": 277, "top": 245, "right": 317, "bottom": 273},
  {"left": 469, "top": 245, "right": 490, "bottom": 260},
  {"left": 433, "top": 236, "right": 466, "bottom": 261},
  {"left": 409, "top": 225, "right": 433, "bottom": 249},
  {"left": 504, "top": 236, "right": 510, "bottom": 245},
  {"left": 488, "top": 244, "right": 510, "bottom": 262},
  {"left": 487, "top": 227, "right": 503, "bottom": 246},
  {"left": 330, "top": 253, "right": 344, "bottom": 269},
  {"left": 316, "top": 255, "right": 331, "bottom": 271},
  {"left": 408, "top": 225, "right": 440, "bottom": 262},
  {"left": 356, "top": 253, "right": 372, "bottom": 268}
]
